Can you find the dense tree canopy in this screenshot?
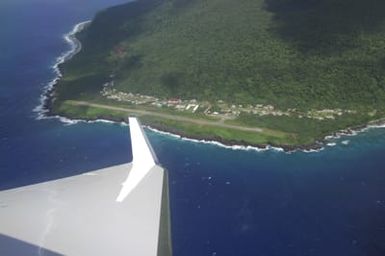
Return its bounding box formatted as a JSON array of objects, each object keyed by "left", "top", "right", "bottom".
[{"left": 56, "top": 0, "right": 385, "bottom": 110}]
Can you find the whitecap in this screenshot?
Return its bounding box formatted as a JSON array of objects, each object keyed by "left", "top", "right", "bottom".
[
  {"left": 341, "top": 140, "right": 350, "bottom": 145},
  {"left": 302, "top": 148, "right": 325, "bottom": 153}
]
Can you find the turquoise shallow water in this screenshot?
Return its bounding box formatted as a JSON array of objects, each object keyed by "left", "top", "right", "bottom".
[{"left": 1, "top": 1, "right": 385, "bottom": 255}]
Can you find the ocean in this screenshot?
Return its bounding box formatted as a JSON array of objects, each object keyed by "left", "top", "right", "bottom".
[{"left": 1, "top": 1, "right": 385, "bottom": 255}]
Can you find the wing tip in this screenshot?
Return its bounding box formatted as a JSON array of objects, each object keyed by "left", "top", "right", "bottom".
[{"left": 129, "top": 117, "right": 159, "bottom": 165}]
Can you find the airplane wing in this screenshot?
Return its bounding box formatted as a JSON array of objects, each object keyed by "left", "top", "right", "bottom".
[{"left": 0, "top": 117, "right": 172, "bottom": 256}]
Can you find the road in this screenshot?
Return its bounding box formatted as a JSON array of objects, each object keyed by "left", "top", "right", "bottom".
[{"left": 68, "top": 100, "right": 264, "bottom": 133}]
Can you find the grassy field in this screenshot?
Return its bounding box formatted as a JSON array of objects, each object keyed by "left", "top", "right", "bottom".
[
  {"left": 56, "top": 99, "right": 382, "bottom": 147},
  {"left": 51, "top": 0, "right": 385, "bottom": 147},
  {"left": 56, "top": 100, "right": 299, "bottom": 147}
]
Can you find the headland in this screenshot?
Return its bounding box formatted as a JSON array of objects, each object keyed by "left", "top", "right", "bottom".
[{"left": 42, "top": 0, "right": 385, "bottom": 150}]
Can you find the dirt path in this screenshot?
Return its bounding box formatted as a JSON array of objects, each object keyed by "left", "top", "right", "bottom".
[{"left": 68, "top": 100, "right": 264, "bottom": 133}]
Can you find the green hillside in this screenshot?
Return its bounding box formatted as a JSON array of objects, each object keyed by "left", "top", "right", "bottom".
[{"left": 51, "top": 0, "right": 385, "bottom": 147}]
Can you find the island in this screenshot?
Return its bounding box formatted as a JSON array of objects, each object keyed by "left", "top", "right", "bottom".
[{"left": 46, "top": 0, "right": 385, "bottom": 150}]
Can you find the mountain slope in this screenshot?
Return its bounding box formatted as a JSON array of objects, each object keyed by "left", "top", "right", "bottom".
[{"left": 51, "top": 0, "right": 385, "bottom": 147}]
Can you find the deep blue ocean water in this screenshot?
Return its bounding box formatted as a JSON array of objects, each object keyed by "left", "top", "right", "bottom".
[{"left": 1, "top": 1, "right": 385, "bottom": 255}]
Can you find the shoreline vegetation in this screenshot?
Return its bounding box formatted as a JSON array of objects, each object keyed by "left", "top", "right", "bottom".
[
  {"left": 43, "top": 0, "right": 385, "bottom": 150},
  {"left": 50, "top": 99, "right": 385, "bottom": 152}
]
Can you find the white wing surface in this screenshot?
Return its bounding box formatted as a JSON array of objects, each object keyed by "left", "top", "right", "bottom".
[{"left": 0, "top": 118, "right": 172, "bottom": 256}]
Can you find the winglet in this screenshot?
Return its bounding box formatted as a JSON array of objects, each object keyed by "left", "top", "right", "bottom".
[
  {"left": 132, "top": 118, "right": 159, "bottom": 165},
  {"left": 116, "top": 117, "right": 157, "bottom": 202}
]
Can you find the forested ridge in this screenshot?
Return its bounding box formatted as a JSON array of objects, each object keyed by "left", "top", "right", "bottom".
[
  {"left": 55, "top": 0, "right": 385, "bottom": 110},
  {"left": 51, "top": 0, "right": 385, "bottom": 146}
]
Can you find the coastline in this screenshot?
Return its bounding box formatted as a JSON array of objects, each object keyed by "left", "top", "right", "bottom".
[
  {"left": 34, "top": 21, "right": 385, "bottom": 153},
  {"left": 33, "top": 20, "right": 91, "bottom": 119},
  {"left": 49, "top": 111, "right": 385, "bottom": 153},
  {"left": 132, "top": 118, "right": 384, "bottom": 152}
]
